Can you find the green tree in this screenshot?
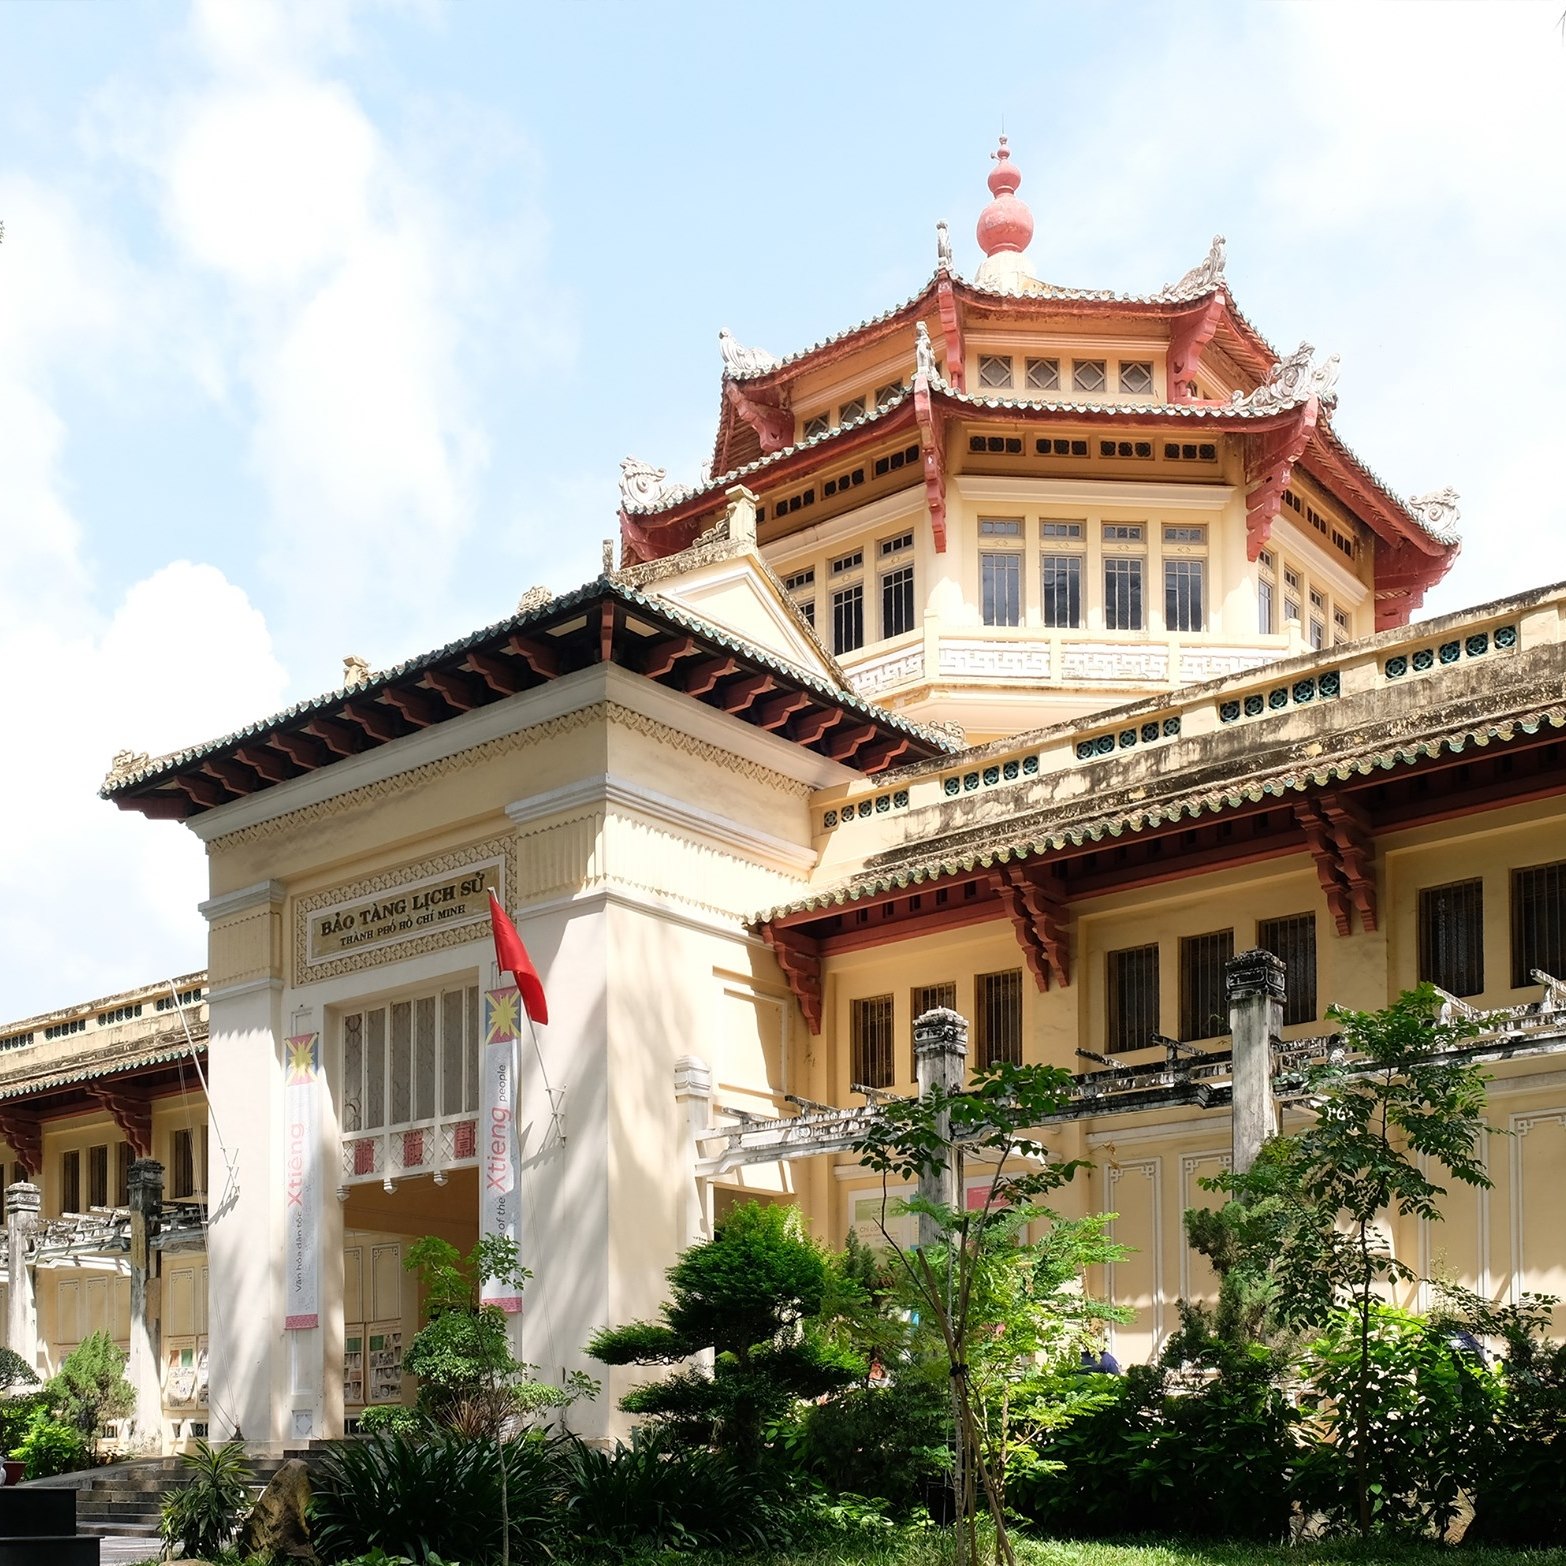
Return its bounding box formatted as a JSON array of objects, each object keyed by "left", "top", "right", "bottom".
[
  {"left": 1197, "top": 985, "right": 1493, "bottom": 1535},
  {"left": 586, "top": 1200, "right": 862, "bottom": 1464},
  {"left": 852, "top": 1056, "right": 1094, "bottom": 1566},
  {"left": 47, "top": 1330, "right": 133, "bottom": 1440}
]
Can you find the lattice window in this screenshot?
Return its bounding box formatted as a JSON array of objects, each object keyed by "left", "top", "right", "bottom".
[
  {"left": 851, "top": 995, "right": 896, "bottom": 1089},
  {"left": 875, "top": 380, "right": 904, "bottom": 405},
  {"left": 1164, "top": 558, "right": 1206, "bottom": 633},
  {"left": 1042, "top": 554, "right": 1082, "bottom": 628},
  {"left": 1512, "top": 861, "right": 1566, "bottom": 988},
  {"left": 840, "top": 397, "right": 866, "bottom": 423},
  {"left": 1259, "top": 914, "right": 1317, "bottom": 1026},
  {"left": 1107, "top": 944, "right": 1160, "bottom": 1053},
  {"left": 981, "top": 552, "right": 1022, "bottom": 627},
  {"left": 341, "top": 986, "right": 481, "bottom": 1137},
  {"left": 803, "top": 414, "right": 830, "bottom": 440},
  {"left": 881, "top": 565, "right": 915, "bottom": 639},
  {"left": 1104, "top": 556, "right": 1144, "bottom": 631},
  {"left": 1072, "top": 359, "right": 1107, "bottom": 393},
  {"left": 1026, "top": 357, "right": 1060, "bottom": 391},
  {"left": 1119, "top": 361, "right": 1154, "bottom": 394},
  {"left": 1180, "top": 930, "right": 1234, "bottom": 1041},
  {"left": 1419, "top": 880, "right": 1484, "bottom": 997},
  {"left": 978, "top": 354, "right": 1014, "bottom": 389},
  {"left": 976, "top": 970, "right": 1023, "bottom": 1068}
]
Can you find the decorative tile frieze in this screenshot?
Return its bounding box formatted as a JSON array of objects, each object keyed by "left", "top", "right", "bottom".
[
  {"left": 1178, "top": 648, "right": 1271, "bottom": 683},
  {"left": 1218, "top": 670, "right": 1342, "bottom": 726},
  {"left": 937, "top": 640, "right": 1052, "bottom": 681},
  {"left": 1383, "top": 623, "right": 1516, "bottom": 681},
  {"left": 1075, "top": 715, "right": 1182, "bottom": 761},
  {"left": 849, "top": 646, "right": 926, "bottom": 697},
  {"left": 1059, "top": 645, "right": 1169, "bottom": 683}
]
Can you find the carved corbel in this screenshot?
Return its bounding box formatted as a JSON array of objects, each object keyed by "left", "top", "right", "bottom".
[
  {"left": 913, "top": 374, "right": 948, "bottom": 553},
  {"left": 723, "top": 380, "right": 794, "bottom": 454},
  {"left": 1243, "top": 402, "right": 1317, "bottom": 560},
  {"left": 992, "top": 865, "right": 1070, "bottom": 991},
  {"left": 1294, "top": 794, "right": 1377, "bottom": 935},
  {"left": 936, "top": 277, "right": 966, "bottom": 391},
  {"left": 1166, "top": 295, "right": 1224, "bottom": 402},
  {"left": 0, "top": 1110, "right": 42, "bottom": 1178},
  {"left": 86, "top": 1085, "right": 154, "bottom": 1159},
  {"left": 759, "top": 922, "right": 824, "bottom": 1035},
  {"left": 1372, "top": 538, "right": 1456, "bottom": 630}
]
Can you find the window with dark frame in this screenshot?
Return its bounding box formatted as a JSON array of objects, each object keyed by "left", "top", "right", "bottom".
[
  {"left": 978, "top": 354, "right": 1013, "bottom": 389},
  {"left": 1107, "top": 944, "right": 1160, "bottom": 1053},
  {"left": 1041, "top": 554, "right": 1082, "bottom": 628},
  {"left": 1179, "top": 929, "right": 1235, "bottom": 1041},
  {"left": 87, "top": 1143, "right": 108, "bottom": 1209},
  {"left": 1258, "top": 913, "right": 1318, "bottom": 1026},
  {"left": 116, "top": 1141, "right": 133, "bottom": 1207},
  {"left": 62, "top": 1149, "right": 81, "bottom": 1214},
  {"left": 975, "top": 970, "right": 1023, "bottom": 1069},
  {"left": 1104, "top": 556, "right": 1144, "bottom": 631},
  {"left": 170, "top": 1128, "right": 195, "bottom": 1200},
  {"left": 910, "top": 982, "right": 957, "bottom": 1077},
  {"left": 832, "top": 582, "right": 865, "bottom": 654},
  {"left": 1164, "top": 558, "right": 1206, "bottom": 633},
  {"left": 881, "top": 564, "right": 915, "bottom": 639},
  {"left": 1512, "top": 861, "right": 1566, "bottom": 988},
  {"left": 981, "top": 551, "right": 1022, "bottom": 626},
  {"left": 1419, "top": 879, "right": 1485, "bottom": 997},
  {"left": 850, "top": 995, "right": 896, "bottom": 1090}
]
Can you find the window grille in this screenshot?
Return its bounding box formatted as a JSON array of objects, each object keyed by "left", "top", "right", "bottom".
[
  {"left": 1119, "top": 361, "right": 1154, "bottom": 394},
  {"left": 881, "top": 565, "right": 915, "bottom": 639},
  {"left": 1026, "top": 357, "right": 1060, "bottom": 391},
  {"left": 1104, "top": 557, "right": 1144, "bottom": 631},
  {"left": 976, "top": 970, "right": 1023, "bottom": 1069},
  {"left": 840, "top": 397, "right": 866, "bottom": 423},
  {"left": 978, "top": 354, "right": 1013, "bottom": 389},
  {"left": 832, "top": 583, "right": 865, "bottom": 654},
  {"left": 1164, "top": 558, "right": 1206, "bottom": 633},
  {"left": 981, "top": 552, "right": 1022, "bottom": 626},
  {"left": 88, "top": 1144, "right": 108, "bottom": 1209},
  {"left": 851, "top": 995, "right": 896, "bottom": 1089},
  {"left": 115, "top": 1141, "right": 132, "bottom": 1207},
  {"left": 1512, "top": 861, "right": 1566, "bottom": 988},
  {"left": 910, "top": 982, "right": 957, "bottom": 1077},
  {"left": 1042, "top": 554, "right": 1082, "bottom": 628},
  {"left": 1073, "top": 359, "right": 1106, "bottom": 392},
  {"left": 169, "top": 1127, "right": 207, "bottom": 1199},
  {"left": 62, "top": 1150, "right": 80, "bottom": 1214},
  {"left": 1107, "top": 945, "right": 1160, "bottom": 1052},
  {"left": 1180, "top": 930, "right": 1234, "bottom": 1041},
  {"left": 1419, "top": 880, "right": 1484, "bottom": 997},
  {"left": 875, "top": 380, "right": 904, "bottom": 405},
  {"left": 1258, "top": 914, "right": 1318, "bottom": 1025},
  {"left": 803, "top": 414, "right": 829, "bottom": 440},
  {"left": 341, "top": 986, "right": 481, "bottom": 1138}
]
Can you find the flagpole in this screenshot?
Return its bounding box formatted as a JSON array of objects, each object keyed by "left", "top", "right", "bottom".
[{"left": 523, "top": 1011, "right": 566, "bottom": 1149}]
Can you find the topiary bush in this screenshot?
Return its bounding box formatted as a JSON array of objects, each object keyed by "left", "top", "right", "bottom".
[{"left": 47, "top": 1330, "right": 134, "bottom": 1440}]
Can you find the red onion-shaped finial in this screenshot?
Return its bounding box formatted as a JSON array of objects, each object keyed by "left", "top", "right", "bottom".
[{"left": 975, "top": 136, "right": 1034, "bottom": 258}]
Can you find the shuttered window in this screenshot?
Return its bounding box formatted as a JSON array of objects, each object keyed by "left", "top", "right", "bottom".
[
  {"left": 1107, "top": 944, "right": 1160, "bottom": 1053},
  {"left": 1419, "top": 879, "right": 1484, "bottom": 997},
  {"left": 62, "top": 1149, "right": 81, "bottom": 1215},
  {"left": 1258, "top": 914, "right": 1318, "bottom": 1025},
  {"left": 88, "top": 1144, "right": 109, "bottom": 1209},
  {"left": 975, "top": 970, "right": 1023, "bottom": 1069},
  {"left": 1179, "top": 930, "right": 1234, "bottom": 1041},
  {"left": 851, "top": 995, "right": 896, "bottom": 1090},
  {"left": 1512, "top": 861, "right": 1566, "bottom": 988}
]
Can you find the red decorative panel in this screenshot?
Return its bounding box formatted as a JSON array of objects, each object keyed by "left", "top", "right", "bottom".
[
  {"left": 453, "top": 1120, "right": 476, "bottom": 1159},
  {"left": 403, "top": 1130, "right": 425, "bottom": 1168},
  {"left": 353, "top": 1140, "right": 375, "bottom": 1176}
]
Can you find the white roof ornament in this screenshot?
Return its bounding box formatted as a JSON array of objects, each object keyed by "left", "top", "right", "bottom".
[
  {"left": 1231, "top": 342, "right": 1340, "bottom": 412},
  {"left": 103, "top": 749, "right": 150, "bottom": 788},
  {"left": 914, "top": 321, "right": 939, "bottom": 383},
  {"left": 342, "top": 655, "right": 371, "bottom": 690},
  {"left": 936, "top": 220, "right": 953, "bottom": 273},
  {"left": 619, "top": 456, "right": 687, "bottom": 512},
  {"left": 1407, "top": 488, "right": 1462, "bottom": 542},
  {"left": 718, "top": 328, "right": 778, "bottom": 378},
  {"left": 1159, "top": 234, "right": 1227, "bottom": 300},
  {"left": 517, "top": 585, "right": 554, "bottom": 613}
]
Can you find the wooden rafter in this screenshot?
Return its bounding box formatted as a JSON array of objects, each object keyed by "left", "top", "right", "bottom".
[
  {"left": 1294, "top": 793, "right": 1377, "bottom": 935},
  {"left": 421, "top": 667, "right": 477, "bottom": 712},
  {"left": 339, "top": 702, "right": 400, "bottom": 744},
  {"left": 1166, "top": 295, "right": 1225, "bottom": 401},
  {"left": 201, "top": 756, "right": 257, "bottom": 794},
  {"left": 935, "top": 282, "right": 966, "bottom": 391},
  {"left": 792, "top": 707, "right": 844, "bottom": 747},
  {"left": 760, "top": 921, "right": 824, "bottom": 1035},
  {"left": 642, "top": 635, "right": 701, "bottom": 679},
  {"left": 234, "top": 745, "right": 294, "bottom": 784},
  {"left": 682, "top": 656, "right": 738, "bottom": 699},
  {"left": 85, "top": 1085, "right": 154, "bottom": 1159},
  {"left": 717, "top": 672, "right": 777, "bottom": 715},
  {"left": 756, "top": 691, "right": 812, "bottom": 732},
  {"left": 303, "top": 716, "right": 359, "bottom": 758},
  {"left": 824, "top": 721, "right": 879, "bottom": 762},
  {"left": 507, "top": 634, "right": 559, "bottom": 679},
  {"left": 379, "top": 686, "right": 439, "bottom": 727},
  {"left": 0, "top": 1110, "right": 42, "bottom": 1177},
  {"left": 175, "top": 772, "right": 227, "bottom": 808},
  {"left": 913, "top": 371, "right": 948, "bottom": 552},
  {"left": 271, "top": 731, "right": 329, "bottom": 768},
  {"left": 723, "top": 379, "right": 794, "bottom": 454},
  {"left": 1243, "top": 402, "right": 1317, "bottom": 560},
  {"left": 992, "top": 864, "right": 1071, "bottom": 991},
  {"left": 461, "top": 649, "right": 518, "bottom": 695}
]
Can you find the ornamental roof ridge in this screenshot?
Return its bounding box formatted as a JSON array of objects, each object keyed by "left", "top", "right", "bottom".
[
  {"left": 0, "top": 1031, "right": 211, "bottom": 1103},
  {"left": 622, "top": 387, "right": 914, "bottom": 516},
  {"left": 0, "top": 970, "right": 208, "bottom": 1034},
  {"left": 101, "top": 575, "right": 960, "bottom": 798}
]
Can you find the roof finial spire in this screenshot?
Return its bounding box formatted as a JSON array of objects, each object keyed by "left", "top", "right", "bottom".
[{"left": 974, "top": 136, "right": 1037, "bottom": 294}]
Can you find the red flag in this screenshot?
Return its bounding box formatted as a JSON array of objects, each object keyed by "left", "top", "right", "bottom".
[{"left": 488, "top": 891, "right": 548, "bottom": 1025}]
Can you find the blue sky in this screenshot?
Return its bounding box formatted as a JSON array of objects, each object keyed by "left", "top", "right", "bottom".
[{"left": 2, "top": 0, "right": 1564, "bottom": 1019}]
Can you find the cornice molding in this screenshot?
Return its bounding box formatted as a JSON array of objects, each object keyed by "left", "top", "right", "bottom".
[
  {"left": 765, "top": 488, "right": 927, "bottom": 571},
  {"left": 953, "top": 475, "right": 1234, "bottom": 511},
  {"left": 198, "top": 881, "right": 287, "bottom": 924}
]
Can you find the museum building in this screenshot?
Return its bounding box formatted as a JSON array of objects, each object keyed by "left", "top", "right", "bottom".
[{"left": 4, "top": 141, "right": 1564, "bottom": 1452}]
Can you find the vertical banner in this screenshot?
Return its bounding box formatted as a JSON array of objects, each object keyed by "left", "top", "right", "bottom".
[
  {"left": 283, "top": 1032, "right": 322, "bottom": 1331},
  {"left": 480, "top": 987, "right": 525, "bottom": 1313}
]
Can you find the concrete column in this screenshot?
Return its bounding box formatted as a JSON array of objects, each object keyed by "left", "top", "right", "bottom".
[
  {"left": 672, "top": 1056, "right": 714, "bottom": 1250},
  {"left": 126, "top": 1159, "right": 164, "bottom": 1453},
  {"left": 913, "top": 1008, "right": 968, "bottom": 1249},
  {"left": 1226, "top": 949, "right": 1284, "bottom": 1174},
  {"left": 4, "top": 1182, "right": 39, "bottom": 1373}
]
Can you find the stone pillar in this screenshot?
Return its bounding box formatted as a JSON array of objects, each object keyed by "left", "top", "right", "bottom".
[
  {"left": 913, "top": 1008, "right": 968, "bottom": 1249},
  {"left": 672, "top": 1056, "right": 714, "bottom": 1250},
  {"left": 1226, "top": 949, "right": 1284, "bottom": 1174},
  {"left": 4, "top": 1182, "right": 39, "bottom": 1373},
  {"left": 126, "top": 1159, "right": 164, "bottom": 1453}
]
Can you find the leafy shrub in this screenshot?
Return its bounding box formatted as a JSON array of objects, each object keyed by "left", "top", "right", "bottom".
[
  {"left": 47, "top": 1331, "right": 134, "bottom": 1438},
  {"left": 11, "top": 1405, "right": 90, "bottom": 1478},
  {"left": 790, "top": 1378, "right": 951, "bottom": 1516},
  {"left": 159, "top": 1438, "right": 253, "bottom": 1559},
  {"left": 0, "top": 1347, "right": 39, "bottom": 1395},
  {"left": 0, "top": 1390, "right": 49, "bottom": 1456},
  {"left": 311, "top": 1428, "right": 560, "bottom": 1565},
  {"left": 559, "top": 1427, "right": 790, "bottom": 1554},
  {"left": 357, "top": 1403, "right": 425, "bottom": 1437}
]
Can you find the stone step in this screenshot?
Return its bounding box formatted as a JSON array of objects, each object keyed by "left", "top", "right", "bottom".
[{"left": 0, "top": 1537, "right": 101, "bottom": 1565}]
